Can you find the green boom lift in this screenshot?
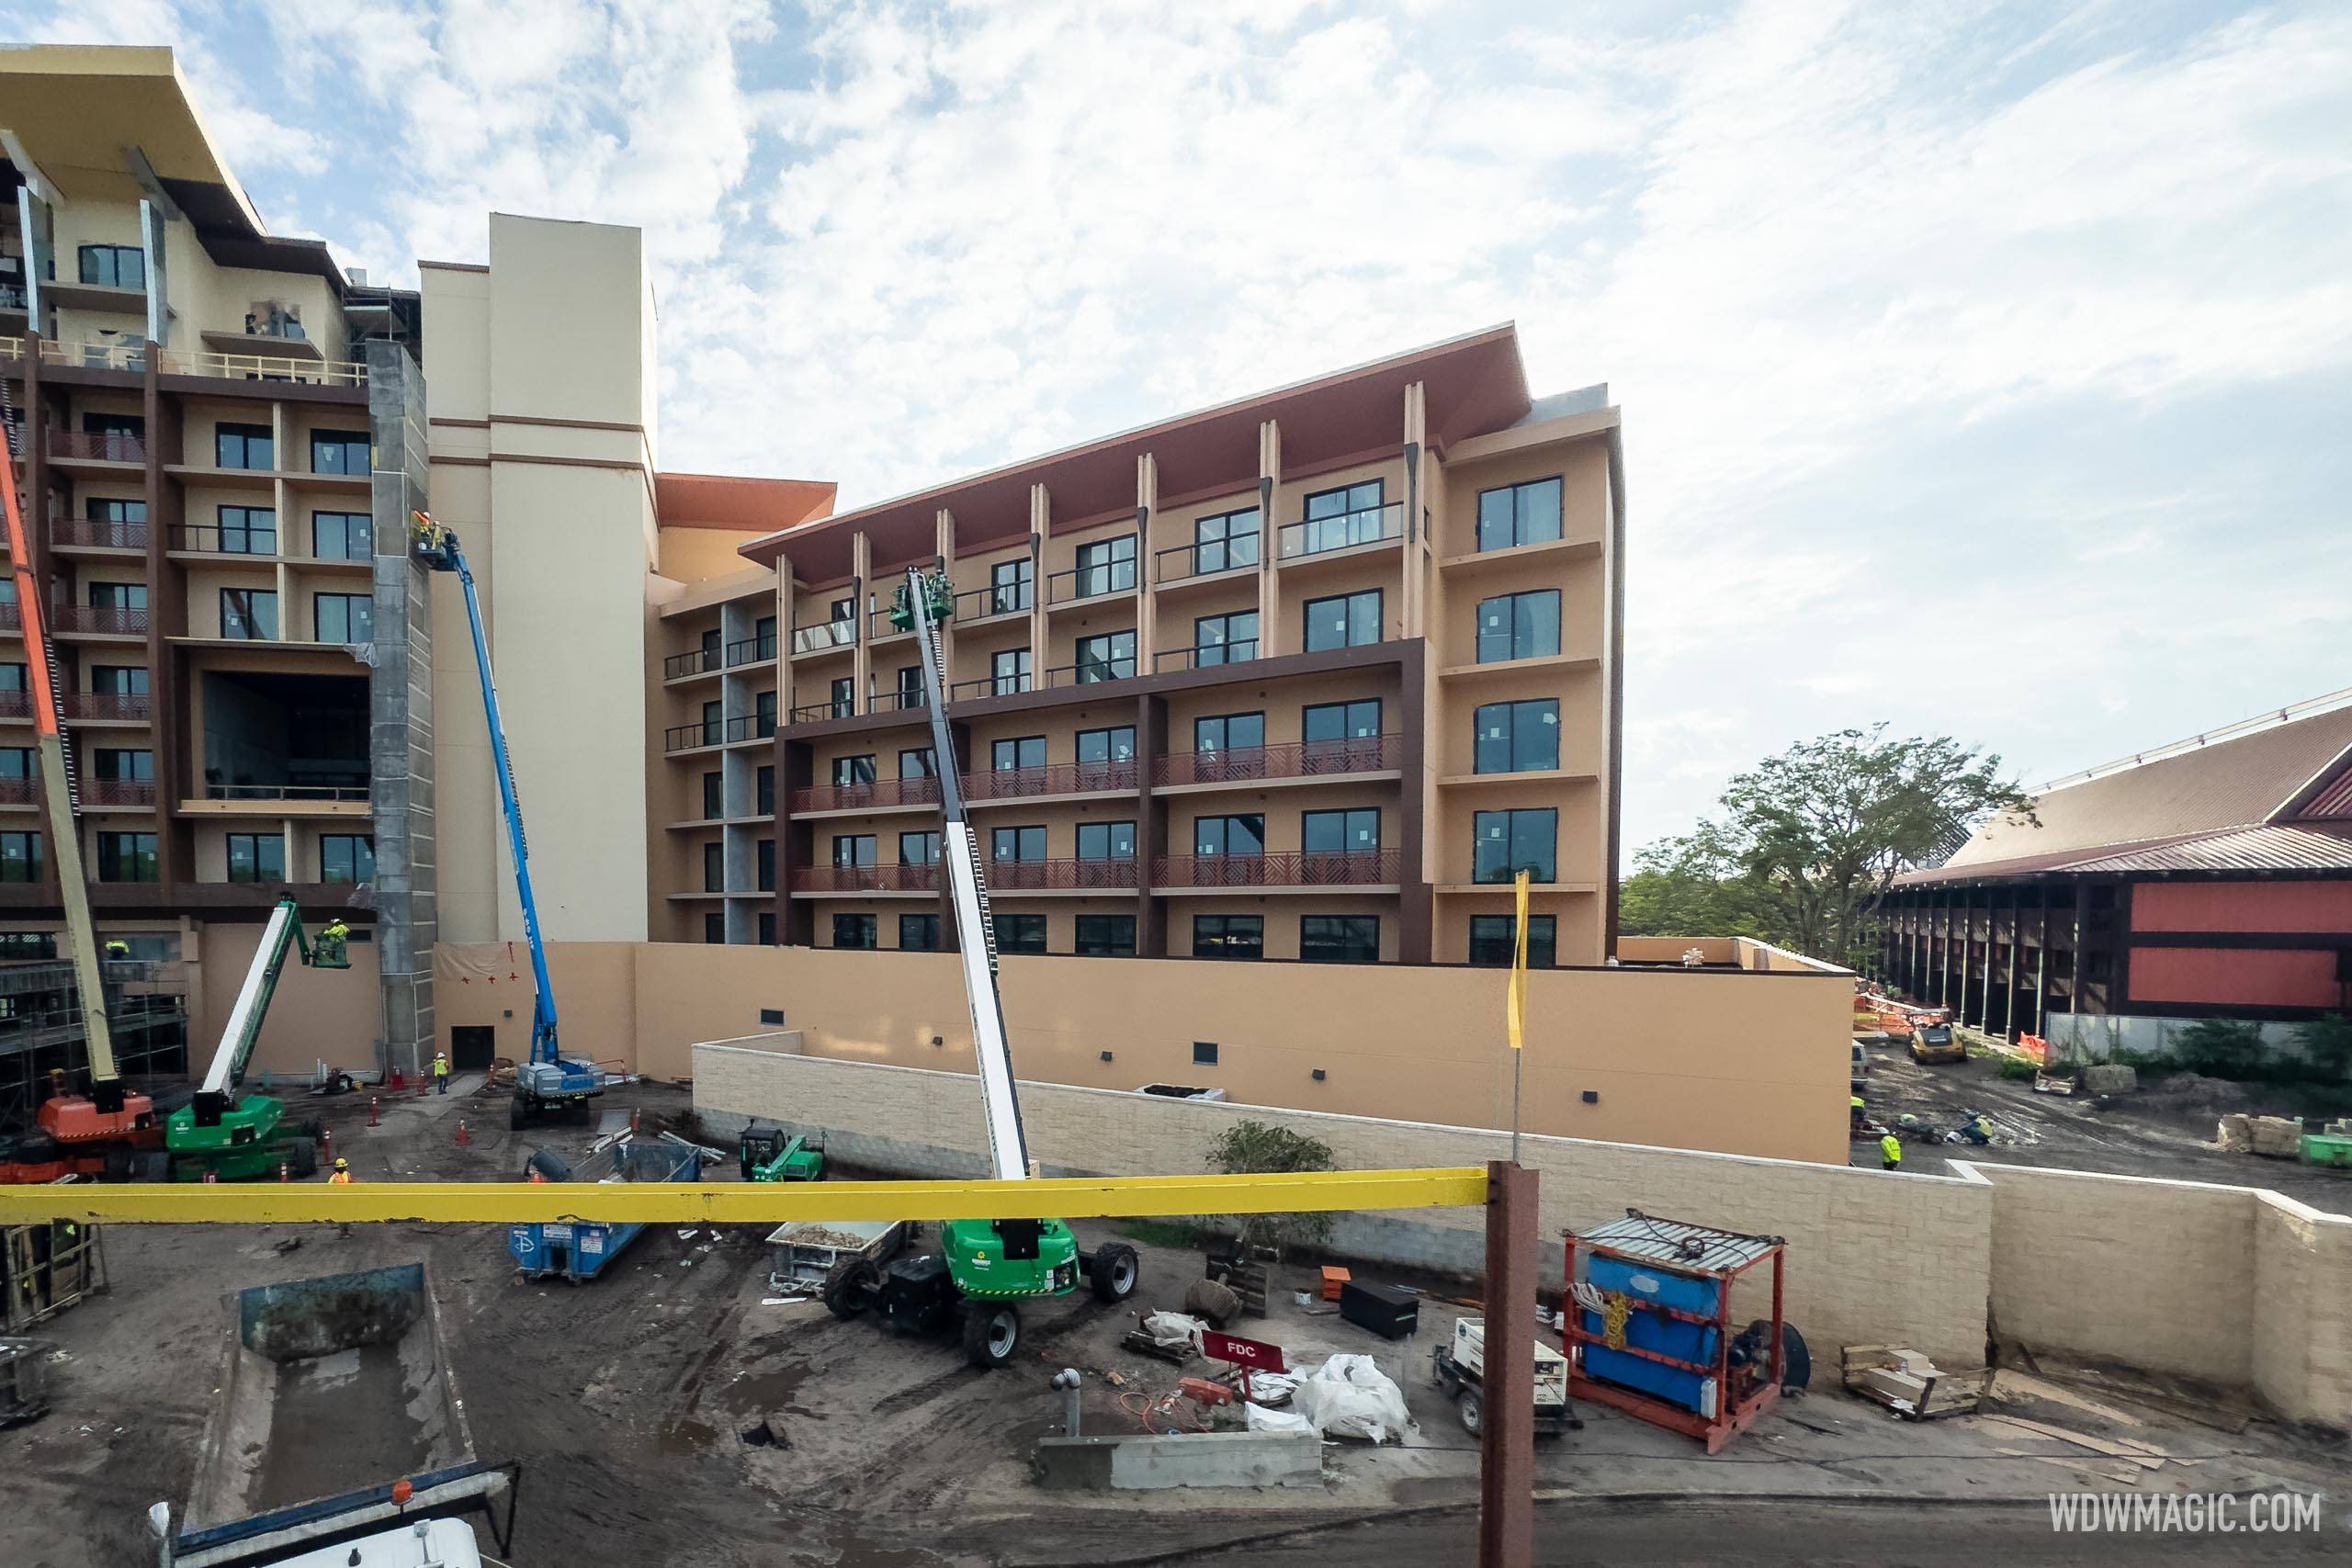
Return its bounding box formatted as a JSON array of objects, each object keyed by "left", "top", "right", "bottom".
[
  {"left": 739, "top": 1121, "right": 826, "bottom": 1182},
  {"left": 160, "top": 896, "right": 345, "bottom": 1180},
  {"left": 820, "top": 570, "right": 1138, "bottom": 1367}
]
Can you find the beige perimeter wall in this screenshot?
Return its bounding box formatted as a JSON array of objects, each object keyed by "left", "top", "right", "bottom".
[
  {"left": 689, "top": 1043, "right": 2352, "bottom": 1426},
  {"left": 414, "top": 941, "right": 1853, "bottom": 1164}
]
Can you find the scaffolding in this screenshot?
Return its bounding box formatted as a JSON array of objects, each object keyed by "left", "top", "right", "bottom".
[{"left": 0, "top": 960, "right": 189, "bottom": 1126}]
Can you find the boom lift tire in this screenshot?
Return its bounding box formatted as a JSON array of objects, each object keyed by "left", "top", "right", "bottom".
[
  {"left": 281, "top": 1137, "right": 318, "bottom": 1179},
  {"left": 1086, "top": 1243, "right": 1139, "bottom": 1303},
  {"left": 823, "top": 1258, "right": 880, "bottom": 1321},
  {"left": 961, "top": 1302, "right": 1021, "bottom": 1369}
]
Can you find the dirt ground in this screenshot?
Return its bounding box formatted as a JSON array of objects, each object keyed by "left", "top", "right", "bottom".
[
  {"left": 1851, "top": 1044, "right": 2352, "bottom": 1212},
  {"left": 4, "top": 1077, "right": 2347, "bottom": 1566}
]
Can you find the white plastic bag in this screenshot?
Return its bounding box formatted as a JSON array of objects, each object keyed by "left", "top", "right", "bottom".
[
  {"left": 1142, "top": 1311, "right": 1206, "bottom": 1356},
  {"left": 1245, "top": 1403, "right": 1317, "bottom": 1434},
  {"left": 1290, "top": 1353, "right": 1413, "bottom": 1444}
]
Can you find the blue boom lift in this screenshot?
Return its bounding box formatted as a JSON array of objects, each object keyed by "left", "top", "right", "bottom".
[{"left": 410, "top": 512, "right": 603, "bottom": 1126}]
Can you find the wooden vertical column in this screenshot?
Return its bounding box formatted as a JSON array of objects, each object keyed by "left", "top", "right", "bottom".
[
  {"left": 1133, "top": 454, "right": 1158, "bottom": 671},
  {"left": 770, "top": 571, "right": 796, "bottom": 945},
  {"left": 1256, "top": 420, "right": 1282, "bottom": 654},
  {"left": 850, "top": 530, "right": 872, "bottom": 716},
  {"left": 933, "top": 508, "right": 956, "bottom": 689},
  {"left": 1136, "top": 692, "right": 1166, "bottom": 956},
  {"left": 1477, "top": 1159, "right": 1536, "bottom": 1568},
  {"left": 1400, "top": 382, "right": 1428, "bottom": 639},
  {"left": 1027, "top": 483, "right": 1049, "bottom": 686}
]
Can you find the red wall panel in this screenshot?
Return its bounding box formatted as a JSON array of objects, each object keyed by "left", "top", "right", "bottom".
[
  {"left": 2131, "top": 879, "right": 2352, "bottom": 934},
  {"left": 2126, "top": 946, "right": 2342, "bottom": 1009}
]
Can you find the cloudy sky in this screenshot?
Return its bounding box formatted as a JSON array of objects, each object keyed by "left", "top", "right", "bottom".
[{"left": 13, "top": 0, "right": 2347, "bottom": 853}]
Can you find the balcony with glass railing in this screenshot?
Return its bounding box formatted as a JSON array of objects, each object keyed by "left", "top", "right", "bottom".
[
  {"left": 953, "top": 581, "right": 1033, "bottom": 623},
  {"left": 1153, "top": 535, "right": 1261, "bottom": 585},
  {"left": 1276, "top": 502, "right": 1405, "bottom": 561},
  {"left": 790, "top": 615, "right": 857, "bottom": 657},
  {"left": 1045, "top": 558, "right": 1137, "bottom": 606},
  {"left": 1152, "top": 638, "right": 1258, "bottom": 674}
]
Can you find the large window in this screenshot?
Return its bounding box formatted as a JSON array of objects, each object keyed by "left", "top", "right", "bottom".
[
  {"left": 1301, "top": 808, "right": 1379, "bottom": 854},
  {"left": 1076, "top": 726, "right": 1135, "bottom": 766},
  {"left": 1075, "top": 820, "right": 1136, "bottom": 861},
  {"left": 1194, "top": 712, "right": 1263, "bottom": 754},
  {"left": 705, "top": 912, "right": 728, "bottom": 945},
  {"left": 1476, "top": 590, "right": 1560, "bottom": 663},
  {"left": 1193, "top": 914, "right": 1262, "bottom": 959},
  {"left": 704, "top": 841, "right": 724, "bottom": 891},
  {"left": 991, "top": 825, "right": 1046, "bottom": 863},
  {"left": 78, "top": 244, "right": 145, "bottom": 288},
  {"left": 1193, "top": 611, "right": 1257, "bottom": 666},
  {"left": 832, "top": 754, "right": 877, "bottom": 787},
  {"left": 314, "top": 592, "right": 372, "bottom": 644},
  {"left": 990, "top": 649, "right": 1031, "bottom": 695},
  {"left": 218, "top": 504, "right": 277, "bottom": 555},
  {"left": 320, "top": 831, "right": 374, "bottom": 884},
  {"left": 1473, "top": 807, "right": 1558, "bottom": 884},
  {"left": 1192, "top": 506, "right": 1261, "bottom": 572},
  {"left": 310, "top": 430, "right": 370, "bottom": 475},
  {"left": 899, "top": 747, "right": 937, "bottom": 780},
  {"left": 85, "top": 497, "right": 146, "bottom": 524},
  {"left": 220, "top": 589, "right": 278, "bottom": 640},
  {"left": 96, "top": 831, "right": 159, "bottom": 883},
  {"left": 1296, "top": 479, "right": 1386, "bottom": 554},
  {"left": 899, "top": 913, "right": 940, "bottom": 952},
  {"left": 1303, "top": 589, "right": 1381, "bottom": 652},
  {"left": 1476, "top": 477, "right": 1564, "bottom": 552},
  {"left": 754, "top": 615, "right": 778, "bottom": 660},
  {"left": 828, "top": 677, "right": 854, "bottom": 717},
  {"left": 1194, "top": 814, "right": 1264, "bottom": 857},
  {"left": 90, "top": 581, "right": 148, "bottom": 611},
  {"left": 226, "top": 832, "right": 286, "bottom": 884},
  {"left": 992, "top": 736, "right": 1046, "bottom": 773},
  {"left": 0, "top": 931, "right": 56, "bottom": 959},
  {"left": 832, "top": 913, "right": 877, "bottom": 950},
  {"left": 988, "top": 558, "right": 1033, "bottom": 615},
  {"left": 1075, "top": 914, "right": 1136, "bottom": 957},
  {"left": 91, "top": 665, "right": 148, "bottom": 696},
  {"left": 1075, "top": 629, "right": 1135, "bottom": 682},
  {"left": 756, "top": 765, "right": 775, "bottom": 817},
  {"left": 831, "top": 834, "right": 877, "bottom": 868},
  {"left": 757, "top": 839, "right": 775, "bottom": 893},
  {"left": 1073, "top": 534, "right": 1136, "bottom": 597},
  {"left": 1474, "top": 699, "right": 1561, "bottom": 773},
  {"left": 1469, "top": 914, "right": 1556, "bottom": 968},
  {"left": 759, "top": 912, "right": 777, "bottom": 945},
  {"left": 701, "top": 771, "right": 723, "bottom": 820},
  {"left": 312, "top": 512, "right": 372, "bottom": 559},
  {"left": 995, "top": 914, "right": 1048, "bottom": 953},
  {"left": 755, "top": 691, "right": 777, "bottom": 737},
  {"left": 0, "top": 831, "right": 43, "bottom": 883},
  {"left": 1304, "top": 699, "right": 1382, "bottom": 767},
  {"left": 1301, "top": 915, "right": 1379, "bottom": 964},
  {"left": 94, "top": 749, "right": 153, "bottom": 783},
  {"left": 0, "top": 748, "right": 29, "bottom": 778},
  {"left": 214, "top": 423, "right": 275, "bottom": 470}
]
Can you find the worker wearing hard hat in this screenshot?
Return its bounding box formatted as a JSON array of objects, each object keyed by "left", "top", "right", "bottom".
[
  {"left": 329, "top": 1156, "right": 356, "bottom": 1236},
  {"left": 1879, "top": 1131, "right": 1903, "bottom": 1171},
  {"left": 432, "top": 1050, "right": 451, "bottom": 1094},
  {"left": 103, "top": 939, "right": 130, "bottom": 960},
  {"left": 316, "top": 919, "right": 349, "bottom": 965}
]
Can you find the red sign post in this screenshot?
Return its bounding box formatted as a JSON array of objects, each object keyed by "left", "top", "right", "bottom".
[{"left": 1202, "top": 1329, "right": 1286, "bottom": 1402}]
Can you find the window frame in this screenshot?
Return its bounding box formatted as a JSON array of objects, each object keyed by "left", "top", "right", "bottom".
[
  {"left": 991, "top": 736, "right": 1046, "bottom": 773},
  {"left": 220, "top": 587, "right": 278, "bottom": 641},
  {"left": 1476, "top": 476, "right": 1565, "bottom": 552},
  {"left": 1476, "top": 589, "right": 1562, "bottom": 664},
  {"left": 225, "top": 831, "right": 287, "bottom": 885},
  {"left": 1193, "top": 814, "right": 1266, "bottom": 858},
  {"left": 1302, "top": 588, "right": 1382, "bottom": 652},
  {"left": 313, "top": 592, "right": 372, "bottom": 644},
  {"left": 1072, "top": 533, "right": 1137, "bottom": 596},
  {"left": 1192, "top": 914, "right": 1263, "bottom": 960},
  {"left": 1473, "top": 698, "right": 1562, "bottom": 774},
  {"left": 214, "top": 422, "right": 275, "bottom": 471},
  {"left": 77, "top": 243, "right": 147, "bottom": 288},
  {"left": 1472, "top": 807, "right": 1559, "bottom": 885},
  {"left": 1300, "top": 914, "right": 1379, "bottom": 964},
  {"left": 1191, "top": 506, "right": 1262, "bottom": 573},
  {"left": 1074, "top": 820, "right": 1136, "bottom": 862},
  {"left": 832, "top": 912, "right": 878, "bottom": 950},
  {"left": 96, "top": 829, "right": 160, "bottom": 884},
  {"left": 994, "top": 913, "right": 1049, "bottom": 953},
  {"left": 311, "top": 511, "right": 373, "bottom": 560},
  {"left": 990, "top": 824, "right": 1047, "bottom": 863},
  {"left": 217, "top": 503, "right": 277, "bottom": 556},
  {"left": 0, "top": 830, "right": 40, "bottom": 884},
  {"left": 1192, "top": 610, "right": 1258, "bottom": 666},
  {"left": 899, "top": 913, "right": 941, "bottom": 952},
  {"left": 1073, "top": 629, "right": 1136, "bottom": 683},
  {"left": 1469, "top": 913, "right": 1557, "bottom": 968},
  {"left": 1074, "top": 913, "right": 1136, "bottom": 957},
  {"left": 309, "top": 429, "right": 370, "bottom": 476},
  {"left": 831, "top": 833, "right": 877, "bottom": 869}
]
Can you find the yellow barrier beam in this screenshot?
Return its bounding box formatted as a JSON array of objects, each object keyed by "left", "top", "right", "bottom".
[{"left": 0, "top": 1168, "right": 1488, "bottom": 1226}]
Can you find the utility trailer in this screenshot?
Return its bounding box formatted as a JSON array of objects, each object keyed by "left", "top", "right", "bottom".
[
  {"left": 1431, "top": 1315, "right": 1574, "bottom": 1438},
  {"left": 765, "top": 1219, "right": 904, "bottom": 1294},
  {"left": 153, "top": 1263, "right": 518, "bottom": 1567},
  {"left": 507, "top": 1137, "right": 699, "bottom": 1281}
]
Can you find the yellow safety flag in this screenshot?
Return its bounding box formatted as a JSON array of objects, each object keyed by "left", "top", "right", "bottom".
[{"left": 1506, "top": 869, "right": 1531, "bottom": 1050}]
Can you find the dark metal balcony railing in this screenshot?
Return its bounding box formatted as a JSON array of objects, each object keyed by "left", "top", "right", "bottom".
[
  {"left": 204, "top": 784, "right": 369, "bottom": 802},
  {"left": 788, "top": 699, "right": 854, "bottom": 724},
  {"left": 665, "top": 648, "right": 720, "bottom": 679},
  {"left": 64, "top": 692, "right": 151, "bottom": 721},
  {"left": 663, "top": 715, "right": 773, "bottom": 751},
  {"left": 790, "top": 863, "right": 942, "bottom": 894},
  {"left": 0, "top": 692, "right": 28, "bottom": 719},
  {"left": 1154, "top": 536, "right": 1260, "bottom": 583},
  {"left": 51, "top": 605, "right": 148, "bottom": 636},
  {"left": 1153, "top": 848, "right": 1400, "bottom": 888},
  {"left": 954, "top": 582, "right": 1032, "bottom": 621},
  {"left": 986, "top": 856, "right": 1138, "bottom": 891},
  {"left": 1277, "top": 502, "right": 1405, "bottom": 560},
  {"left": 174, "top": 524, "right": 277, "bottom": 556},
  {"left": 964, "top": 757, "right": 1138, "bottom": 801},
  {"left": 48, "top": 429, "right": 146, "bottom": 464},
  {"left": 1152, "top": 639, "right": 1258, "bottom": 673},
  {"left": 792, "top": 774, "right": 942, "bottom": 814},
  {"left": 1040, "top": 655, "right": 1136, "bottom": 690},
  {"left": 790, "top": 617, "right": 856, "bottom": 655},
  {"left": 869, "top": 687, "right": 928, "bottom": 715},
  {"left": 949, "top": 673, "right": 1031, "bottom": 702},
  {"left": 50, "top": 519, "right": 148, "bottom": 550},
  {"left": 728, "top": 634, "right": 779, "bottom": 666},
  {"left": 82, "top": 778, "right": 156, "bottom": 807},
  {"left": 0, "top": 776, "right": 33, "bottom": 805},
  {"left": 1045, "top": 559, "right": 1136, "bottom": 605},
  {"left": 1153, "top": 734, "right": 1399, "bottom": 787},
  {"left": 0, "top": 605, "right": 17, "bottom": 631}
]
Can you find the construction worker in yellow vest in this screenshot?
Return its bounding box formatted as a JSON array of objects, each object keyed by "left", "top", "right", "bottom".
[
  {"left": 330, "top": 1157, "right": 356, "bottom": 1236},
  {"left": 103, "top": 939, "right": 130, "bottom": 960},
  {"left": 1879, "top": 1131, "right": 1903, "bottom": 1172},
  {"left": 431, "top": 1050, "right": 451, "bottom": 1094},
  {"left": 315, "top": 919, "right": 349, "bottom": 966}
]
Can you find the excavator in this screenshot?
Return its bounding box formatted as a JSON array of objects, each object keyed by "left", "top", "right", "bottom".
[
  {"left": 820, "top": 569, "right": 1138, "bottom": 1367},
  {"left": 0, "top": 377, "right": 163, "bottom": 1182},
  {"left": 410, "top": 512, "right": 604, "bottom": 1126}
]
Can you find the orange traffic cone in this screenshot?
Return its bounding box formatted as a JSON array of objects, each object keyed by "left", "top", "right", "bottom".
[{"left": 455, "top": 1120, "right": 469, "bottom": 1146}]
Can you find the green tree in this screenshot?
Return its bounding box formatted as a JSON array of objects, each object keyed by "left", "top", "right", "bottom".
[
  {"left": 1652, "top": 726, "right": 2032, "bottom": 967},
  {"left": 1619, "top": 825, "right": 1765, "bottom": 940},
  {"left": 2290, "top": 1015, "right": 2352, "bottom": 1082},
  {"left": 1204, "top": 1120, "right": 1338, "bottom": 1254}
]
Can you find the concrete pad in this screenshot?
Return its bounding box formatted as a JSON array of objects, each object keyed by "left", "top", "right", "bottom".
[{"left": 1035, "top": 1430, "right": 1324, "bottom": 1491}]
